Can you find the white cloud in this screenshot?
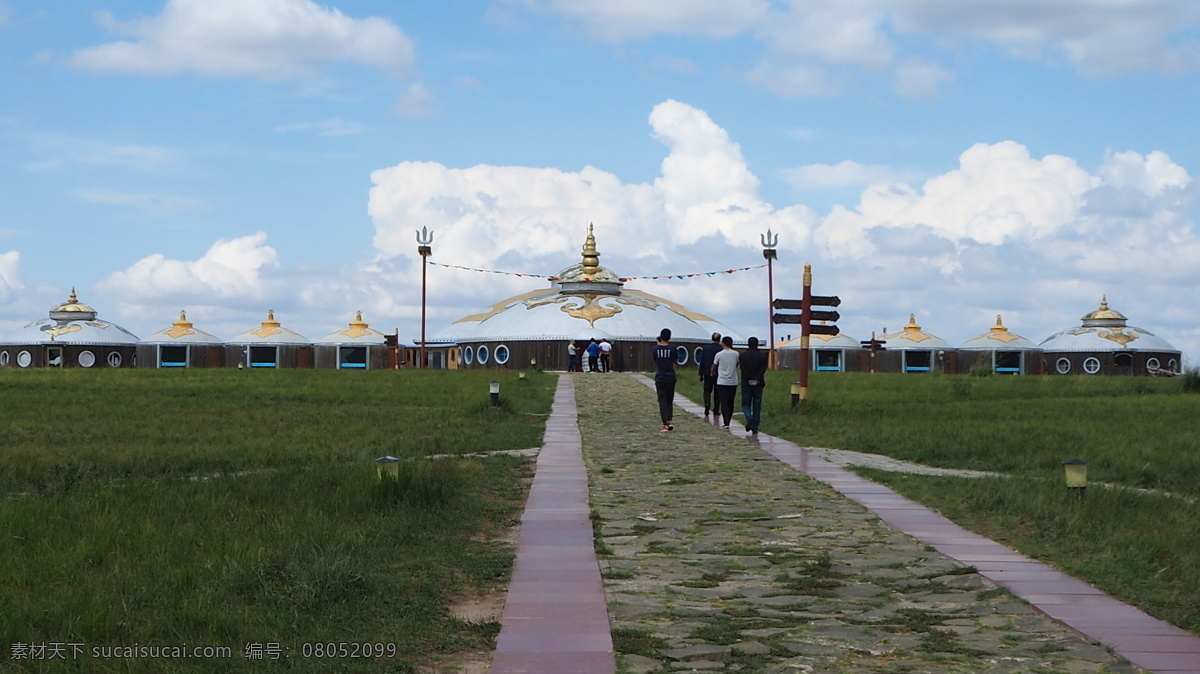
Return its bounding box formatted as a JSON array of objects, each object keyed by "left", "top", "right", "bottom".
[
  {"left": 782, "top": 160, "right": 913, "bottom": 190},
  {"left": 393, "top": 82, "right": 438, "bottom": 117},
  {"left": 272, "top": 118, "right": 363, "bottom": 136},
  {"left": 513, "top": 0, "right": 1200, "bottom": 99},
  {"left": 756, "top": 3, "right": 893, "bottom": 68},
  {"left": 648, "top": 56, "right": 699, "bottom": 74},
  {"left": 97, "top": 232, "right": 279, "bottom": 303},
  {"left": 743, "top": 60, "right": 842, "bottom": 97},
  {"left": 892, "top": 57, "right": 954, "bottom": 99},
  {"left": 368, "top": 100, "right": 808, "bottom": 274},
  {"left": 509, "top": 0, "right": 770, "bottom": 41},
  {"left": 1098, "top": 149, "right": 1191, "bottom": 196},
  {"left": 26, "top": 135, "right": 178, "bottom": 172},
  {"left": 890, "top": 0, "right": 1200, "bottom": 75},
  {"left": 0, "top": 251, "right": 20, "bottom": 305},
  {"left": 816, "top": 141, "right": 1101, "bottom": 255},
  {"left": 68, "top": 0, "right": 414, "bottom": 80},
  {"left": 71, "top": 188, "right": 201, "bottom": 215}
]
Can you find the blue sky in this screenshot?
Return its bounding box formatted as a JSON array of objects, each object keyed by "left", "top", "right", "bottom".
[{"left": 2, "top": 0, "right": 1198, "bottom": 362}]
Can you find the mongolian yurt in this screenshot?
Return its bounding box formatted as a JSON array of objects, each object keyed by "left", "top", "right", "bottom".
[
  {"left": 957, "top": 315, "right": 1043, "bottom": 375},
  {"left": 137, "top": 310, "right": 225, "bottom": 368},
  {"left": 1039, "top": 297, "right": 1181, "bottom": 376},
  {"left": 875, "top": 315, "right": 956, "bottom": 374},
  {"left": 429, "top": 225, "right": 743, "bottom": 371},
  {"left": 226, "top": 311, "right": 312, "bottom": 369},
  {"left": 776, "top": 328, "right": 862, "bottom": 372},
  {"left": 0, "top": 289, "right": 139, "bottom": 369},
  {"left": 313, "top": 312, "right": 393, "bottom": 370}
]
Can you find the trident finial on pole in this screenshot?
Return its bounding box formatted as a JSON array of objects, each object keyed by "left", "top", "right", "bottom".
[
  {"left": 416, "top": 226, "right": 434, "bottom": 255},
  {"left": 760, "top": 229, "right": 778, "bottom": 249}
]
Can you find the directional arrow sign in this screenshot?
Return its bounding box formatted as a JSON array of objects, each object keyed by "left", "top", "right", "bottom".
[
  {"left": 811, "top": 295, "right": 841, "bottom": 307},
  {"left": 810, "top": 324, "right": 840, "bottom": 336},
  {"left": 771, "top": 298, "right": 804, "bottom": 310},
  {"left": 808, "top": 310, "right": 840, "bottom": 322},
  {"left": 772, "top": 313, "right": 805, "bottom": 324}
]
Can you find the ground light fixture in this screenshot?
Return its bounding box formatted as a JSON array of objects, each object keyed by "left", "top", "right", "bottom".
[
  {"left": 791, "top": 381, "right": 802, "bottom": 408},
  {"left": 490, "top": 380, "right": 500, "bottom": 408},
  {"left": 375, "top": 456, "right": 401, "bottom": 481},
  {"left": 1062, "top": 458, "right": 1088, "bottom": 497}
]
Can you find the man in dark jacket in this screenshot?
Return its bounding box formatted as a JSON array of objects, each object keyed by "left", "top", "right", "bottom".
[
  {"left": 738, "top": 336, "right": 768, "bottom": 434},
  {"left": 697, "top": 332, "right": 722, "bottom": 419}
]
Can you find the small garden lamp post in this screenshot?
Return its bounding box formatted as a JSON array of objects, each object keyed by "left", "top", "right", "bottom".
[
  {"left": 375, "top": 455, "right": 401, "bottom": 481},
  {"left": 790, "top": 381, "right": 803, "bottom": 408},
  {"left": 1062, "top": 458, "right": 1087, "bottom": 497},
  {"left": 489, "top": 380, "right": 500, "bottom": 408}
]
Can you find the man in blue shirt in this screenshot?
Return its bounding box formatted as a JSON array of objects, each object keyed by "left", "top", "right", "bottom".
[
  {"left": 586, "top": 338, "right": 601, "bottom": 372},
  {"left": 653, "top": 328, "right": 676, "bottom": 431}
]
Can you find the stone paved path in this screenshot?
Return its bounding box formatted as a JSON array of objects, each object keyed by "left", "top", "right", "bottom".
[{"left": 575, "top": 374, "right": 1153, "bottom": 673}]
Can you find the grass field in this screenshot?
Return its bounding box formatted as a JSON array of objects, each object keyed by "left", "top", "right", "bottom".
[
  {"left": 676, "top": 370, "right": 1200, "bottom": 634},
  {"left": 0, "top": 368, "right": 556, "bottom": 673}
]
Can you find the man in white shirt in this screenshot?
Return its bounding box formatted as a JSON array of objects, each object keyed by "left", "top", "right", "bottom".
[
  {"left": 599, "top": 338, "right": 612, "bottom": 372},
  {"left": 711, "top": 336, "right": 739, "bottom": 429}
]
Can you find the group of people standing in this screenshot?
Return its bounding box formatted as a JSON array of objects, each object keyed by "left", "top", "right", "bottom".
[
  {"left": 567, "top": 338, "right": 612, "bottom": 373},
  {"left": 653, "top": 329, "right": 767, "bottom": 435},
  {"left": 697, "top": 332, "right": 768, "bottom": 434}
]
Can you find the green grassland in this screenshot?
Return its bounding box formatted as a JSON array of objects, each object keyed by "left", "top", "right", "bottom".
[
  {"left": 0, "top": 369, "right": 557, "bottom": 673},
  {"left": 676, "top": 370, "right": 1200, "bottom": 633}
]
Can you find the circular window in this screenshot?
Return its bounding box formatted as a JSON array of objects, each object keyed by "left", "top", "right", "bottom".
[
  {"left": 1147, "top": 357, "right": 1161, "bottom": 370},
  {"left": 0, "top": 351, "right": 8, "bottom": 367},
  {"left": 1083, "top": 357, "right": 1100, "bottom": 374},
  {"left": 17, "top": 350, "right": 32, "bottom": 368},
  {"left": 1055, "top": 358, "right": 1071, "bottom": 374},
  {"left": 78, "top": 350, "right": 96, "bottom": 368},
  {"left": 477, "top": 345, "right": 490, "bottom": 365},
  {"left": 463, "top": 346, "right": 474, "bottom": 366},
  {"left": 107, "top": 352, "right": 123, "bottom": 368},
  {"left": 675, "top": 345, "right": 688, "bottom": 366},
  {"left": 495, "top": 344, "right": 510, "bottom": 365}
]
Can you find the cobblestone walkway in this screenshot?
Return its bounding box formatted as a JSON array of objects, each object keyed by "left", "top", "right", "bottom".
[{"left": 575, "top": 374, "right": 1149, "bottom": 674}]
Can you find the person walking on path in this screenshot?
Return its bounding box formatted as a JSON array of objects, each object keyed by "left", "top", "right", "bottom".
[
  {"left": 567, "top": 340, "right": 578, "bottom": 372},
  {"left": 599, "top": 338, "right": 612, "bottom": 372},
  {"left": 652, "top": 328, "right": 676, "bottom": 431},
  {"left": 712, "top": 336, "right": 739, "bottom": 429},
  {"left": 586, "top": 338, "right": 601, "bottom": 373},
  {"left": 739, "top": 335, "right": 768, "bottom": 434},
  {"left": 697, "top": 332, "right": 722, "bottom": 419}
]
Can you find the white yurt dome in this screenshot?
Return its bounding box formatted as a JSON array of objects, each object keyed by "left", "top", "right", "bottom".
[
  {"left": 778, "top": 328, "right": 859, "bottom": 350},
  {"left": 879, "top": 315, "right": 951, "bottom": 350},
  {"left": 140, "top": 310, "right": 223, "bottom": 345},
  {"left": 0, "top": 289, "right": 139, "bottom": 346},
  {"left": 315, "top": 312, "right": 388, "bottom": 345},
  {"left": 228, "top": 311, "right": 309, "bottom": 344},
  {"left": 430, "top": 225, "right": 743, "bottom": 344},
  {"left": 960, "top": 315, "right": 1040, "bottom": 351},
  {"left": 1039, "top": 297, "right": 1179, "bottom": 353}
]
